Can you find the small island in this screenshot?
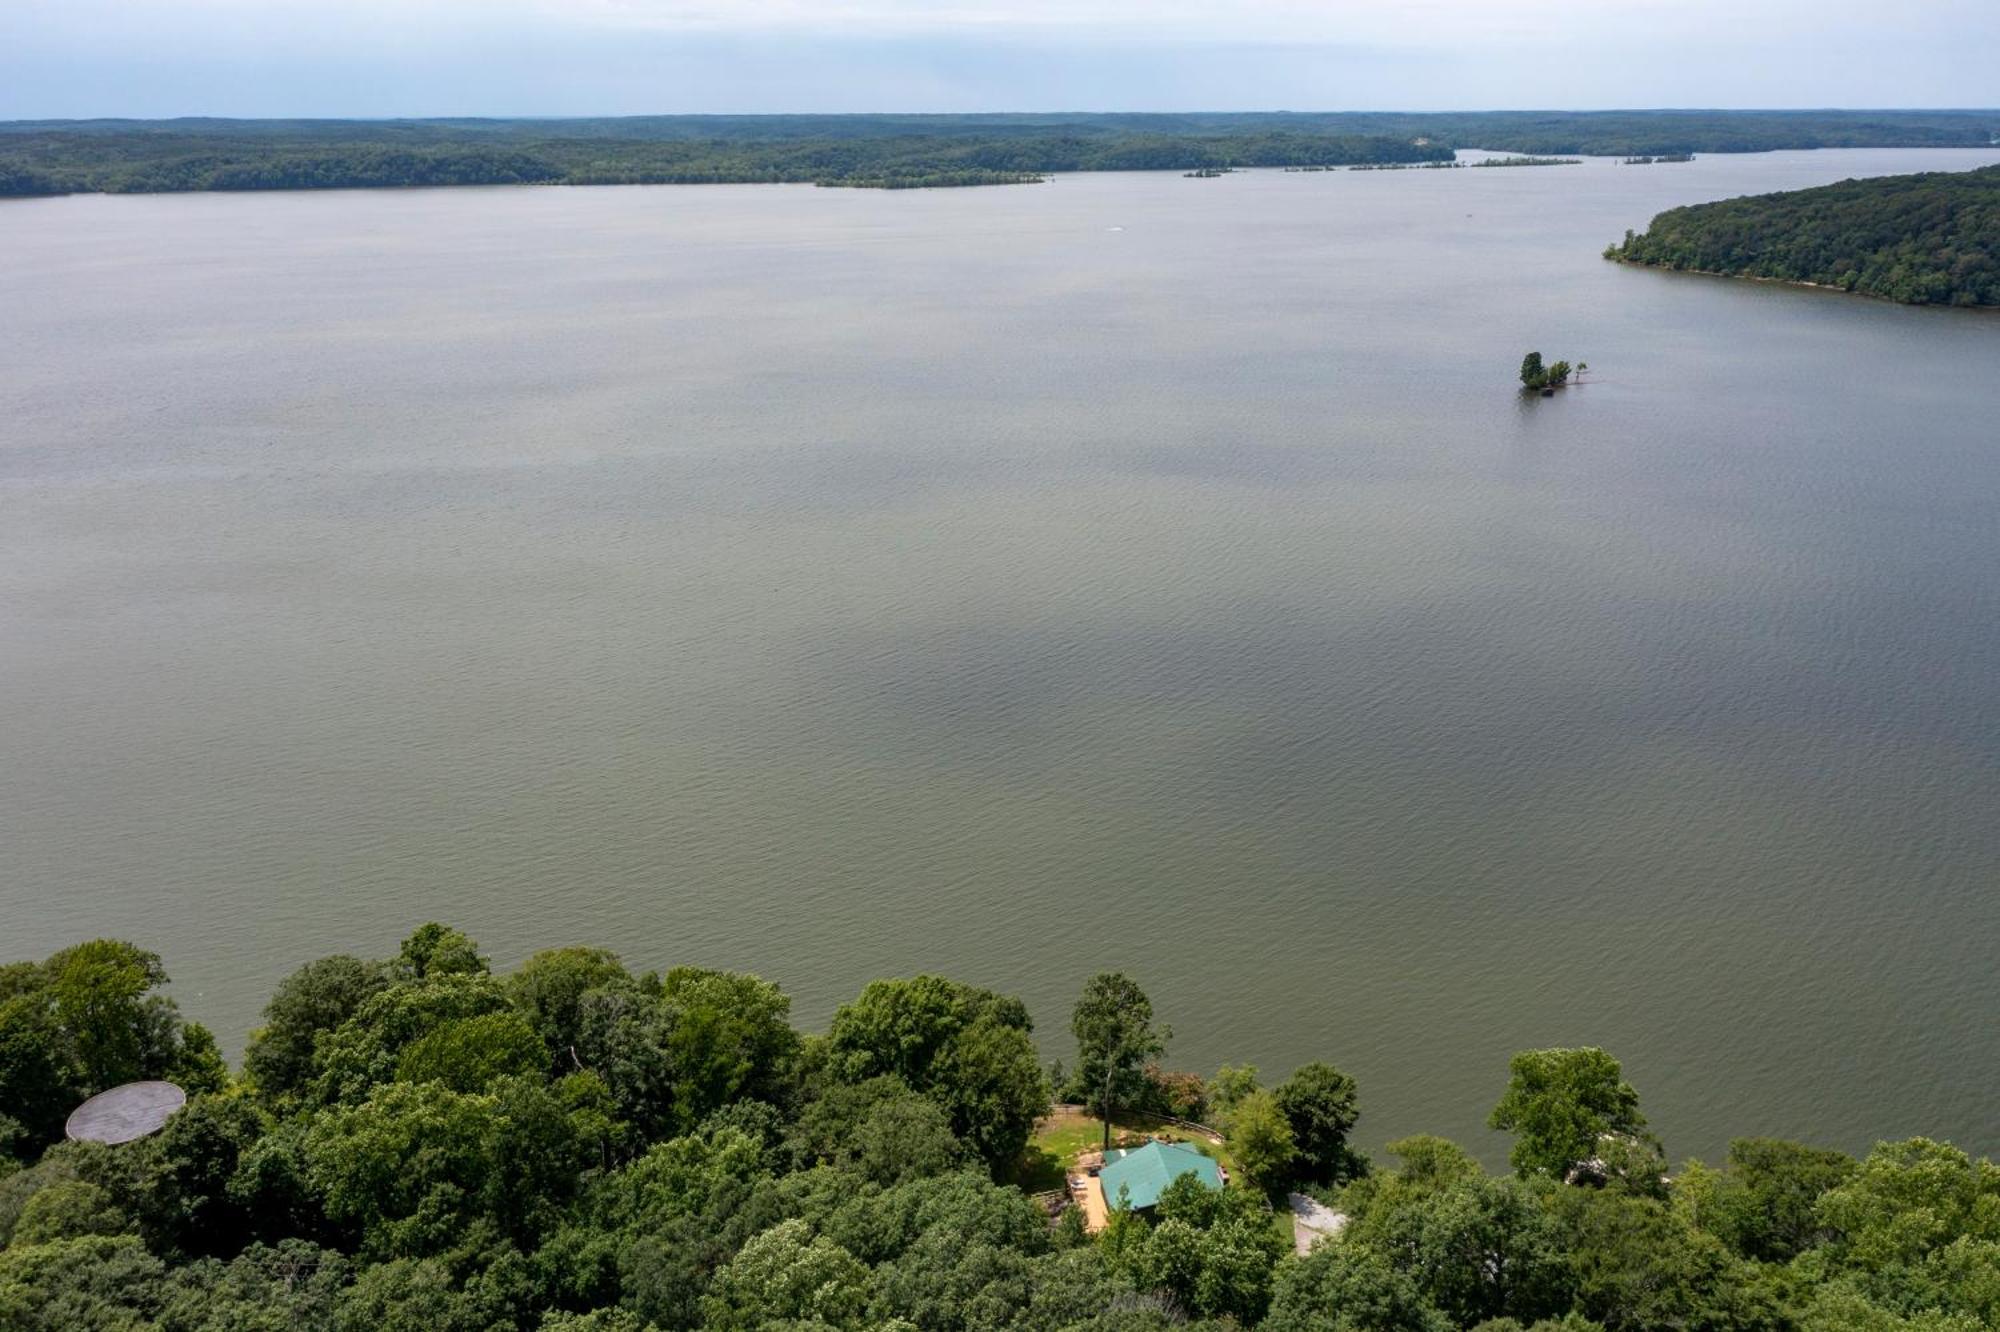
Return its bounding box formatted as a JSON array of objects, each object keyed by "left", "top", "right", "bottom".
[
  {"left": 1604, "top": 163, "right": 2000, "bottom": 306},
  {"left": 1520, "top": 351, "right": 1587, "bottom": 394}
]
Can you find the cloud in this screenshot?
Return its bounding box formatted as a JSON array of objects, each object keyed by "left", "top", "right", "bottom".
[
  {"left": 3, "top": 0, "right": 1994, "bottom": 117},
  {"left": 15, "top": 0, "right": 1744, "bottom": 44}
]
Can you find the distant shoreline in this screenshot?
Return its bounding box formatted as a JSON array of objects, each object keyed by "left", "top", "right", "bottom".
[
  {"left": 5, "top": 109, "right": 1997, "bottom": 197},
  {"left": 6, "top": 145, "right": 1998, "bottom": 202}
]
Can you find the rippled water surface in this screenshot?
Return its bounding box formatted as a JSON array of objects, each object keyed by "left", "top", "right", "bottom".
[{"left": 5, "top": 148, "right": 1999, "bottom": 1162}]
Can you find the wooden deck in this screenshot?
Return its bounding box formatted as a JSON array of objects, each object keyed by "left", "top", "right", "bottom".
[{"left": 1078, "top": 1175, "right": 1110, "bottom": 1233}]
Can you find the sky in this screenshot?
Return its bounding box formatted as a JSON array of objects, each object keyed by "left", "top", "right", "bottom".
[{"left": 3, "top": 0, "right": 1996, "bottom": 119}]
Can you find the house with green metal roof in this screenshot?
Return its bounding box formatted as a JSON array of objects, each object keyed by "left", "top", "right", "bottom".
[{"left": 1098, "top": 1140, "right": 1224, "bottom": 1213}]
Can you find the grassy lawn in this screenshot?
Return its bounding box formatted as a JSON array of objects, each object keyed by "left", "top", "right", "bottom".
[
  {"left": 1013, "top": 1105, "right": 1244, "bottom": 1193},
  {"left": 1272, "top": 1207, "right": 1298, "bottom": 1249}
]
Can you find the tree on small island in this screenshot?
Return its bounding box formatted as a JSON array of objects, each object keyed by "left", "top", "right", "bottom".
[{"left": 1520, "top": 351, "right": 1582, "bottom": 392}]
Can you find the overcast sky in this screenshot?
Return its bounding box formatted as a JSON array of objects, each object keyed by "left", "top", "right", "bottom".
[{"left": 4, "top": 0, "right": 1995, "bottom": 119}]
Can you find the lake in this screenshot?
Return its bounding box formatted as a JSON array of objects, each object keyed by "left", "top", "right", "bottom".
[{"left": 4, "top": 148, "right": 1998, "bottom": 1165}]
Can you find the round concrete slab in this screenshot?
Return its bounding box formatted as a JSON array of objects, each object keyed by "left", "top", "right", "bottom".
[{"left": 65, "top": 1080, "right": 187, "bottom": 1145}]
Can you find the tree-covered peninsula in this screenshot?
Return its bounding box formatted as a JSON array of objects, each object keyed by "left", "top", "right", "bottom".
[
  {"left": 2, "top": 108, "right": 1996, "bottom": 195},
  {"left": 0, "top": 122, "right": 1451, "bottom": 195},
  {"left": 4, "top": 928, "right": 1998, "bottom": 1330},
  {"left": 1605, "top": 164, "right": 2000, "bottom": 306}
]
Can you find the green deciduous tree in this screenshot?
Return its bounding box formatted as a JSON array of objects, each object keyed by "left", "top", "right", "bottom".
[
  {"left": 507, "top": 947, "right": 631, "bottom": 1076},
  {"left": 1210, "top": 1064, "right": 1262, "bottom": 1123},
  {"left": 308, "top": 972, "right": 516, "bottom": 1107},
  {"left": 1266, "top": 1241, "right": 1452, "bottom": 1332},
  {"left": 700, "top": 1218, "right": 873, "bottom": 1330},
  {"left": 243, "top": 955, "right": 385, "bottom": 1105},
  {"left": 1274, "top": 1062, "right": 1364, "bottom": 1186},
  {"left": 11, "top": 1180, "right": 129, "bottom": 1246},
  {"left": 133, "top": 1094, "right": 266, "bottom": 1258},
  {"left": 825, "top": 976, "right": 1026, "bottom": 1081},
  {"left": 301, "top": 1077, "right": 584, "bottom": 1258},
  {"left": 154, "top": 1239, "right": 351, "bottom": 1332},
  {"left": 1070, "top": 973, "right": 1167, "bottom": 1152},
  {"left": 1489, "top": 1048, "right": 1649, "bottom": 1181},
  {"left": 537, "top": 1310, "right": 652, "bottom": 1332},
  {"left": 789, "top": 1075, "right": 966, "bottom": 1184},
  {"left": 332, "top": 1253, "right": 497, "bottom": 1332},
  {"left": 1548, "top": 1186, "right": 1749, "bottom": 1332},
  {"left": 0, "top": 991, "right": 72, "bottom": 1158},
  {"left": 0, "top": 1233, "right": 169, "bottom": 1332},
  {"left": 848, "top": 1091, "right": 967, "bottom": 1186},
  {"left": 924, "top": 1017, "right": 1046, "bottom": 1174},
  {"left": 656, "top": 967, "right": 799, "bottom": 1126},
  {"left": 827, "top": 975, "right": 1044, "bottom": 1174},
  {"left": 1123, "top": 1172, "right": 1290, "bottom": 1323},
  {"left": 1699, "top": 1137, "right": 1854, "bottom": 1263},
  {"left": 1228, "top": 1089, "right": 1297, "bottom": 1192},
  {"left": 395, "top": 1011, "right": 548, "bottom": 1093},
  {"left": 390, "top": 925, "right": 487, "bottom": 982},
  {"left": 1814, "top": 1137, "right": 2000, "bottom": 1267},
  {"left": 41, "top": 941, "right": 177, "bottom": 1093},
  {"left": 1340, "top": 1140, "right": 1574, "bottom": 1327}
]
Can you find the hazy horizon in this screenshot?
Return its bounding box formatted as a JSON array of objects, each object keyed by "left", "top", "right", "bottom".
[
  {"left": 8, "top": 105, "right": 2000, "bottom": 125},
  {"left": 5, "top": 0, "right": 1995, "bottom": 120}
]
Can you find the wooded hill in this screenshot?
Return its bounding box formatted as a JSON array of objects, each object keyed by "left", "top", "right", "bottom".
[{"left": 1606, "top": 164, "right": 2000, "bottom": 306}]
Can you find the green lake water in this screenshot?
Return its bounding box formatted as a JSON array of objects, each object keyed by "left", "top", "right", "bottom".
[{"left": 4, "top": 148, "right": 1998, "bottom": 1163}]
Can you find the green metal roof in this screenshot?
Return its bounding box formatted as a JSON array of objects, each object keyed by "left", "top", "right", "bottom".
[{"left": 1099, "top": 1140, "right": 1223, "bottom": 1211}]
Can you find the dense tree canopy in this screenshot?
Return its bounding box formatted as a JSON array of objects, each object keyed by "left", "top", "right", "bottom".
[
  {"left": 1606, "top": 164, "right": 2000, "bottom": 306},
  {"left": 825, "top": 975, "right": 1046, "bottom": 1174},
  {"left": 0, "top": 121, "right": 1452, "bottom": 195},
  {"left": 243, "top": 954, "right": 386, "bottom": 1104},
  {"left": 6, "top": 110, "right": 1995, "bottom": 196},
  {"left": 2, "top": 932, "right": 1997, "bottom": 1330},
  {"left": 0, "top": 942, "right": 224, "bottom": 1157}
]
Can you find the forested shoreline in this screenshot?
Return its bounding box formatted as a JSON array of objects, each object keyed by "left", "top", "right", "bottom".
[
  {"left": 3, "top": 929, "right": 1996, "bottom": 1331},
  {"left": 0, "top": 125, "right": 1450, "bottom": 196},
  {"left": 1605, "top": 164, "right": 2000, "bottom": 306},
  {"left": 1, "top": 109, "right": 1995, "bottom": 195}
]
